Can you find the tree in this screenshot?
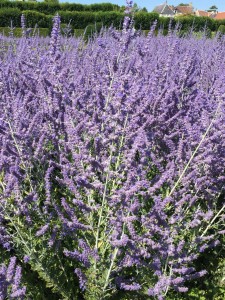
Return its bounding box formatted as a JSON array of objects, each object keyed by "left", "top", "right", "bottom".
[
  {"left": 132, "top": 3, "right": 140, "bottom": 12},
  {"left": 132, "top": 3, "right": 148, "bottom": 13},
  {"left": 178, "top": 3, "right": 189, "bottom": 6},
  {"left": 141, "top": 7, "right": 148, "bottom": 12},
  {"left": 208, "top": 5, "right": 218, "bottom": 12},
  {"left": 44, "top": 0, "right": 59, "bottom": 4}
]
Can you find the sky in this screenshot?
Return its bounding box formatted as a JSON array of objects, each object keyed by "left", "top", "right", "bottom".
[{"left": 61, "top": 1, "right": 225, "bottom": 12}]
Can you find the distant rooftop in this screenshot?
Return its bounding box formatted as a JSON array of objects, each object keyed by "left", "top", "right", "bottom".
[
  {"left": 153, "top": 3, "right": 175, "bottom": 16},
  {"left": 195, "top": 10, "right": 212, "bottom": 17},
  {"left": 176, "top": 4, "right": 194, "bottom": 15},
  {"left": 214, "top": 12, "right": 225, "bottom": 20}
]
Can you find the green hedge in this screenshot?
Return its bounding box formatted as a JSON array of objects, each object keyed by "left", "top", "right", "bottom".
[
  {"left": 59, "top": 11, "right": 96, "bottom": 29},
  {"left": 0, "top": 1, "right": 120, "bottom": 14},
  {"left": 84, "top": 3, "right": 119, "bottom": 12},
  {"left": 0, "top": 8, "right": 21, "bottom": 27},
  {"left": 52, "top": 11, "right": 124, "bottom": 29},
  {"left": 22, "top": 10, "right": 52, "bottom": 28},
  {"left": 0, "top": 8, "right": 125, "bottom": 29},
  {"left": 95, "top": 11, "right": 124, "bottom": 28},
  {"left": 0, "top": 6, "right": 225, "bottom": 34},
  {"left": 73, "top": 23, "right": 103, "bottom": 40},
  {"left": 218, "top": 24, "right": 225, "bottom": 34},
  {"left": 218, "top": 19, "right": 225, "bottom": 27},
  {"left": 175, "top": 15, "right": 217, "bottom": 32},
  {"left": 134, "top": 12, "right": 159, "bottom": 29}
]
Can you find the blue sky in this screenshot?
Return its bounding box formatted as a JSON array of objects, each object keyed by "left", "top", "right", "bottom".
[{"left": 61, "top": 1, "right": 225, "bottom": 12}]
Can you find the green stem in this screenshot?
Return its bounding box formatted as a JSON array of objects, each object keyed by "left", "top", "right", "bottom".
[{"left": 201, "top": 202, "right": 225, "bottom": 237}]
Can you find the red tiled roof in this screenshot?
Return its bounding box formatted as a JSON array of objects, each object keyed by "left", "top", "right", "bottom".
[
  {"left": 214, "top": 12, "right": 225, "bottom": 20},
  {"left": 196, "top": 10, "right": 211, "bottom": 17},
  {"left": 176, "top": 5, "right": 194, "bottom": 15}
]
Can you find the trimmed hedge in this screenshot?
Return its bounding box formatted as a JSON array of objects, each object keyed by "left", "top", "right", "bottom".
[
  {"left": 175, "top": 15, "right": 217, "bottom": 32},
  {"left": 95, "top": 11, "right": 124, "bottom": 28},
  {"left": 0, "top": 1, "right": 120, "bottom": 14},
  {"left": 60, "top": 11, "right": 125, "bottom": 29},
  {"left": 134, "top": 12, "right": 159, "bottom": 29},
  {"left": 0, "top": 8, "right": 21, "bottom": 27},
  {"left": 22, "top": 10, "right": 52, "bottom": 28},
  {"left": 218, "top": 19, "right": 225, "bottom": 26},
  {"left": 0, "top": 6, "right": 225, "bottom": 33},
  {"left": 84, "top": 3, "right": 120, "bottom": 12},
  {"left": 59, "top": 11, "right": 96, "bottom": 29}
]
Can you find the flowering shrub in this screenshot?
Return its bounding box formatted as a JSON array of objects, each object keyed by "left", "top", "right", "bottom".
[{"left": 0, "top": 13, "right": 225, "bottom": 299}]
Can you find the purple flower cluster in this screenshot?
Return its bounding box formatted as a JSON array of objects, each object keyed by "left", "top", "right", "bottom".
[
  {"left": 0, "top": 14, "right": 225, "bottom": 298},
  {"left": 0, "top": 257, "right": 26, "bottom": 299}
]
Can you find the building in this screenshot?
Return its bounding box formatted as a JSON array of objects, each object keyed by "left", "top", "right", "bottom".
[
  {"left": 195, "top": 10, "right": 212, "bottom": 17},
  {"left": 175, "top": 4, "right": 194, "bottom": 15},
  {"left": 213, "top": 12, "right": 225, "bottom": 20},
  {"left": 153, "top": 3, "right": 175, "bottom": 17}
]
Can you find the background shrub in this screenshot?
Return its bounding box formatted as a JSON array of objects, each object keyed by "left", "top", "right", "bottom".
[
  {"left": 59, "top": 11, "right": 96, "bottom": 29},
  {"left": 0, "top": 1, "right": 119, "bottom": 14},
  {"left": 134, "top": 12, "right": 159, "bottom": 30},
  {"left": 0, "top": 8, "right": 21, "bottom": 27},
  {"left": 22, "top": 10, "right": 52, "bottom": 28},
  {"left": 95, "top": 11, "right": 123, "bottom": 28},
  {"left": 218, "top": 24, "right": 225, "bottom": 35}
]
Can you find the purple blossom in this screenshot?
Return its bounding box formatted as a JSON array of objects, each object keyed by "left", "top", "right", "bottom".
[
  {"left": 23, "top": 256, "right": 30, "bottom": 264},
  {"left": 6, "top": 256, "right": 16, "bottom": 282},
  {"left": 0, "top": 257, "right": 26, "bottom": 299},
  {"left": 21, "top": 14, "right": 26, "bottom": 37},
  {"left": 35, "top": 224, "right": 50, "bottom": 237},
  {"left": 74, "top": 268, "right": 87, "bottom": 291},
  {"left": 0, "top": 13, "right": 224, "bottom": 299}
]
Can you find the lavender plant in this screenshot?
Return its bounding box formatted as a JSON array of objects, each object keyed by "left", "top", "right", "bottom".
[
  {"left": 0, "top": 12, "right": 225, "bottom": 300},
  {"left": 0, "top": 257, "right": 26, "bottom": 299}
]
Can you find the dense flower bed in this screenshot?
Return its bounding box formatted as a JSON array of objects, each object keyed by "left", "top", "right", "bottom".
[{"left": 0, "top": 14, "right": 225, "bottom": 299}]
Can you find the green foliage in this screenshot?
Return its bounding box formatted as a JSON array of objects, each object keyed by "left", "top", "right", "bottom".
[
  {"left": 166, "top": 239, "right": 225, "bottom": 299},
  {"left": 44, "top": 0, "right": 59, "bottom": 4},
  {"left": 22, "top": 10, "right": 52, "bottom": 28},
  {"left": 74, "top": 28, "right": 85, "bottom": 38},
  {"left": 134, "top": 12, "right": 159, "bottom": 30},
  {"left": 0, "top": 26, "right": 49, "bottom": 37},
  {"left": 208, "top": 5, "right": 218, "bottom": 12},
  {"left": 59, "top": 11, "right": 124, "bottom": 30},
  {"left": 0, "top": 1, "right": 120, "bottom": 15},
  {"left": 85, "top": 3, "right": 119, "bottom": 12},
  {"left": 218, "top": 25, "right": 225, "bottom": 34},
  {"left": 175, "top": 15, "right": 217, "bottom": 32},
  {"left": 59, "top": 11, "right": 96, "bottom": 29},
  {"left": 95, "top": 11, "right": 123, "bottom": 28},
  {"left": 4, "top": 220, "right": 79, "bottom": 298},
  {"left": 0, "top": 8, "right": 21, "bottom": 27},
  {"left": 0, "top": 5, "right": 222, "bottom": 34},
  {"left": 217, "top": 19, "right": 225, "bottom": 28},
  {"left": 141, "top": 7, "right": 148, "bottom": 13},
  {"left": 132, "top": 3, "right": 140, "bottom": 13},
  {"left": 0, "top": 157, "right": 81, "bottom": 299},
  {"left": 159, "top": 16, "right": 175, "bottom": 30},
  {"left": 83, "top": 22, "right": 103, "bottom": 39},
  {"left": 58, "top": 2, "right": 85, "bottom": 12}
]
